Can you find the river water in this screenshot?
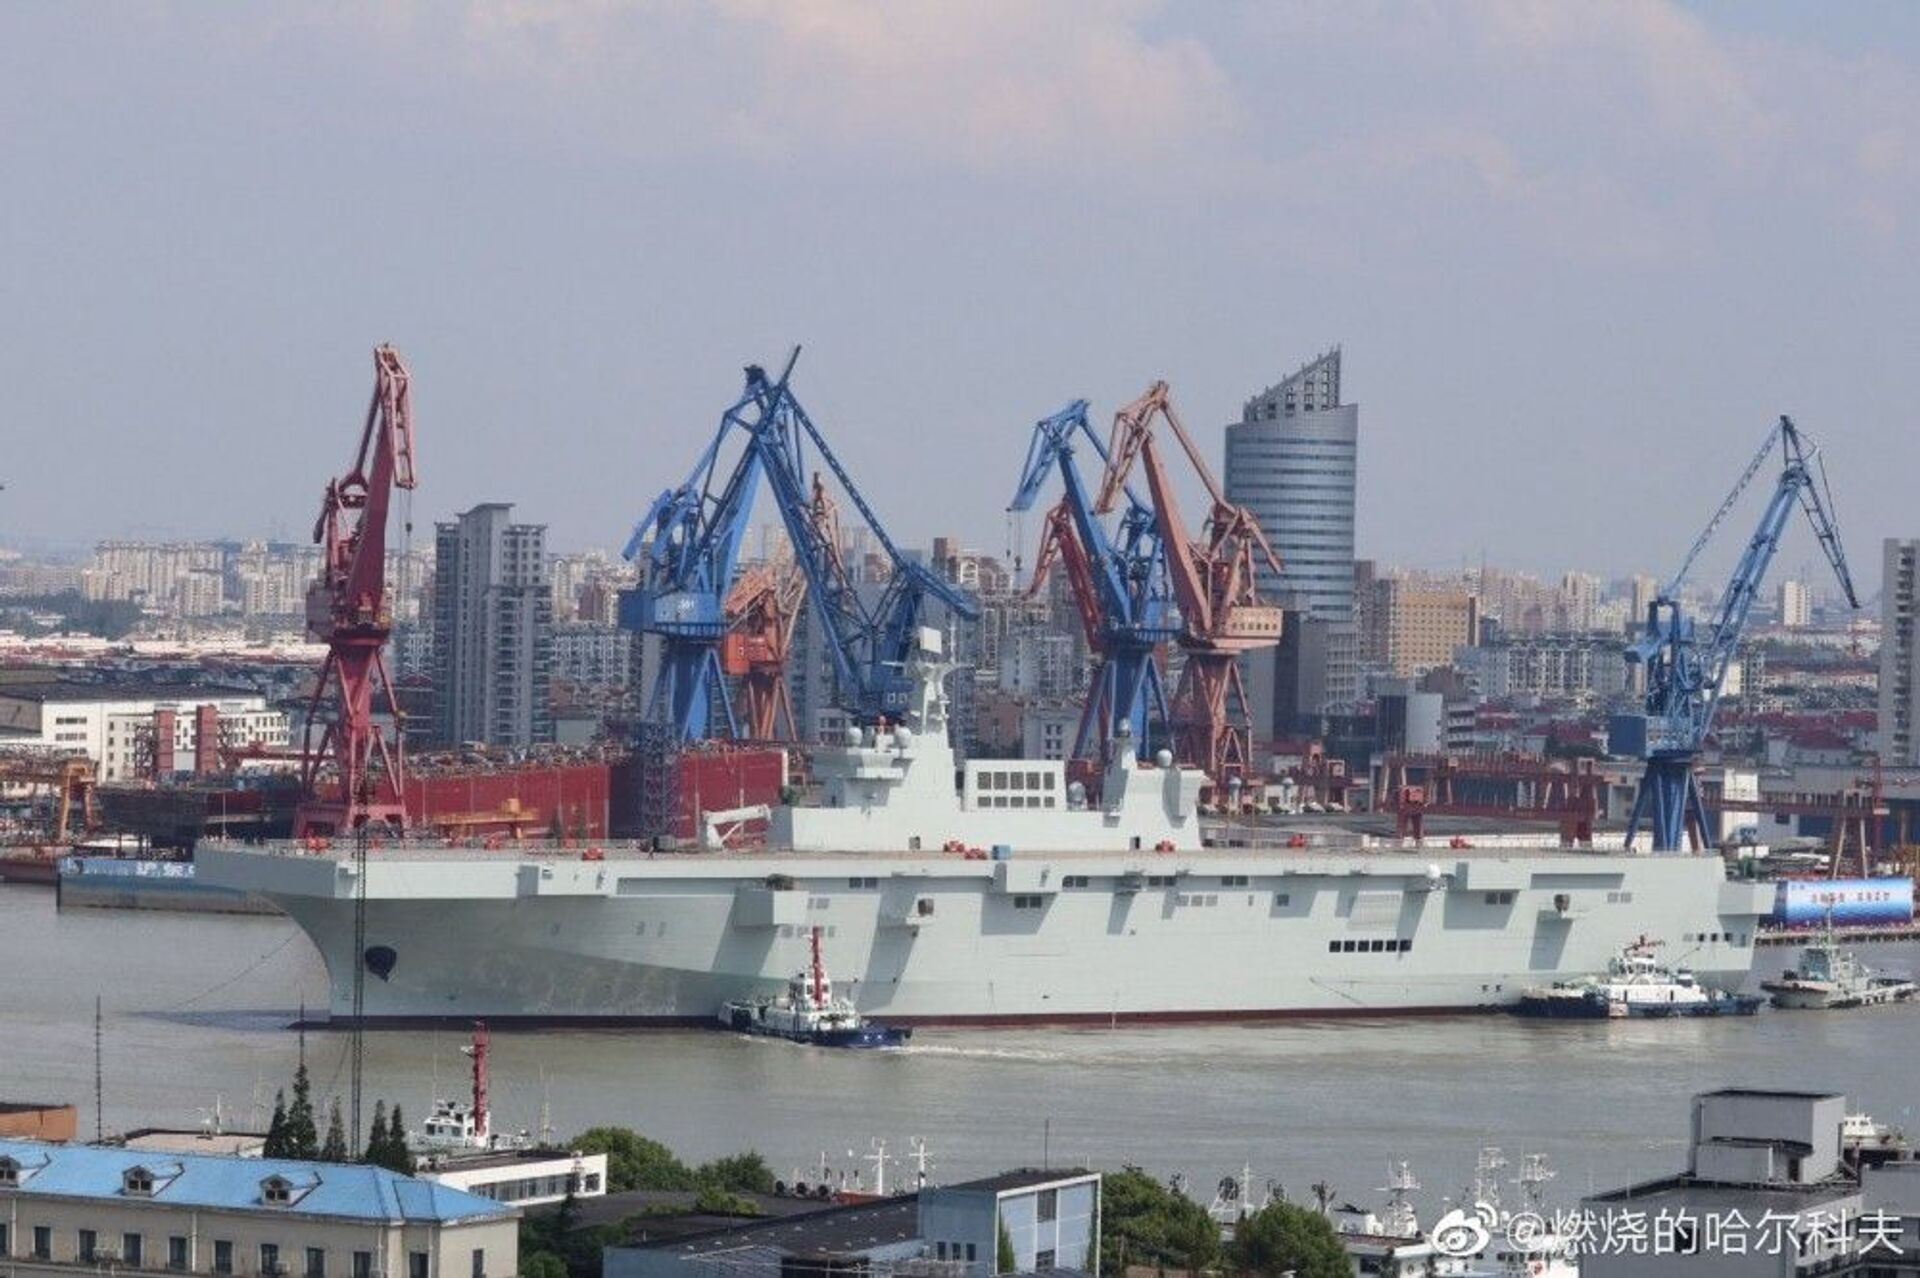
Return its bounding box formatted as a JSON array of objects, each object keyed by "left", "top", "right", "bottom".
[{"left": 4, "top": 886, "right": 1917, "bottom": 1216}]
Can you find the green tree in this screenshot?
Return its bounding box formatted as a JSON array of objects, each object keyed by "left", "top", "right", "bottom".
[
  {"left": 691, "top": 1185, "right": 762, "bottom": 1217},
  {"left": 387, "top": 1106, "right": 416, "bottom": 1174},
  {"left": 518, "top": 1254, "right": 567, "bottom": 1278},
  {"left": 264, "top": 1091, "right": 290, "bottom": 1159},
  {"left": 997, "top": 1219, "right": 1016, "bottom": 1275},
  {"left": 364, "top": 1102, "right": 415, "bottom": 1174},
  {"left": 571, "top": 1127, "right": 693, "bottom": 1191},
  {"left": 1098, "top": 1168, "right": 1220, "bottom": 1274},
  {"left": 695, "top": 1151, "right": 774, "bottom": 1195},
  {"left": 320, "top": 1099, "right": 348, "bottom": 1163},
  {"left": 365, "top": 1101, "right": 391, "bottom": 1167},
  {"left": 285, "top": 1064, "right": 319, "bottom": 1160},
  {"left": 1229, "top": 1201, "right": 1349, "bottom": 1278}
]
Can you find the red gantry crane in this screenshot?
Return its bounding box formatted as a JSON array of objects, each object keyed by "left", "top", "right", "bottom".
[
  {"left": 722, "top": 559, "right": 807, "bottom": 741},
  {"left": 1095, "top": 381, "right": 1284, "bottom": 800},
  {"left": 717, "top": 474, "right": 842, "bottom": 742},
  {"left": 295, "top": 345, "right": 419, "bottom": 837}
]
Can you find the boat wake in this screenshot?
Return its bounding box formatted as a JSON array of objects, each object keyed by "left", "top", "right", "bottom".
[{"left": 896, "top": 1042, "right": 1071, "bottom": 1064}]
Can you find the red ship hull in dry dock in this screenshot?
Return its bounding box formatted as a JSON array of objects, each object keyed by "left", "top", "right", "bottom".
[
  {"left": 86, "top": 749, "right": 787, "bottom": 851},
  {"left": 0, "top": 849, "right": 63, "bottom": 885}
]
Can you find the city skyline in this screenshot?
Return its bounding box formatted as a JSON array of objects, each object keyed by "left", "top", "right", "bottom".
[{"left": 1, "top": 4, "right": 1916, "bottom": 590}]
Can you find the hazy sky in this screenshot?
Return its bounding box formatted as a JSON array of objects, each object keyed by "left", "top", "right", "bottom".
[{"left": 3, "top": 2, "right": 1916, "bottom": 595}]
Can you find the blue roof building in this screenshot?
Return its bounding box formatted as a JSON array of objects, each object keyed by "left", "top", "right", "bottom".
[{"left": 0, "top": 1139, "right": 518, "bottom": 1278}]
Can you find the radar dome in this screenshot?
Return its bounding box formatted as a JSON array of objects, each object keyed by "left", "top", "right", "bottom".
[
  {"left": 1155, "top": 749, "right": 1174, "bottom": 768},
  {"left": 844, "top": 724, "right": 863, "bottom": 746},
  {"left": 893, "top": 727, "right": 913, "bottom": 748}
]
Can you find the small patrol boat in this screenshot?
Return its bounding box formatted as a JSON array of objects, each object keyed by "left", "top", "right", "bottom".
[{"left": 719, "top": 927, "right": 911, "bottom": 1048}]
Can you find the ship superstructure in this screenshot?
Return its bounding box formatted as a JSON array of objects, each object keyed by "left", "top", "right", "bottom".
[{"left": 199, "top": 631, "right": 1775, "bottom": 1027}]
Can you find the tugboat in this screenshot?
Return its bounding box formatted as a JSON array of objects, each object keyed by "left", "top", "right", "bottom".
[
  {"left": 1515, "top": 938, "right": 1763, "bottom": 1019},
  {"left": 719, "top": 927, "right": 911, "bottom": 1048},
  {"left": 1760, "top": 917, "right": 1918, "bottom": 1010},
  {"left": 412, "top": 1021, "right": 533, "bottom": 1154}
]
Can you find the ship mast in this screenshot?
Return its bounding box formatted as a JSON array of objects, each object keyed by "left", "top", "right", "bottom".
[
  {"left": 463, "top": 1021, "right": 491, "bottom": 1144},
  {"left": 809, "top": 927, "right": 827, "bottom": 1007}
]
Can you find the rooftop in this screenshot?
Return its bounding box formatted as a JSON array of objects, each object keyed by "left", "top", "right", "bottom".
[
  {"left": 1242, "top": 347, "right": 1343, "bottom": 420},
  {"left": 0, "top": 681, "right": 262, "bottom": 705},
  {"left": 625, "top": 1194, "right": 920, "bottom": 1259},
  {"left": 936, "top": 1168, "right": 1095, "bottom": 1195},
  {"left": 614, "top": 1171, "right": 1097, "bottom": 1260},
  {"left": 0, "top": 1139, "right": 510, "bottom": 1224},
  {"left": 1587, "top": 1173, "right": 1858, "bottom": 1210}
]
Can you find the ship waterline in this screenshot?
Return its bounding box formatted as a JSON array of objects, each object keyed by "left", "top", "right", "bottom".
[{"left": 198, "top": 845, "right": 1775, "bottom": 1026}]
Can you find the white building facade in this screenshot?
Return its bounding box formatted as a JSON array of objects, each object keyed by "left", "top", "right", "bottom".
[{"left": 0, "top": 684, "right": 288, "bottom": 781}]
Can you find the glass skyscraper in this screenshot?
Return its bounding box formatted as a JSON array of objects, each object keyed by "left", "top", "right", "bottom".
[{"left": 1225, "top": 347, "right": 1359, "bottom": 719}]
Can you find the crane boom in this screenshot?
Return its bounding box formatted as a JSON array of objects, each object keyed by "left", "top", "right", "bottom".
[
  {"left": 295, "top": 344, "right": 418, "bottom": 837},
  {"left": 1616, "top": 416, "right": 1858, "bottom": 851}
]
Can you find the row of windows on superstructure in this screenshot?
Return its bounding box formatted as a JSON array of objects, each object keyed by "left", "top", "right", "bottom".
[
  {"left": 468, "top": 1171, "right": 599, "bottom": 1202},
  {"left": 0, "top": 1224, "right": 471, "bottom": 1278},
  {"left": 1328, "top": 938, "right": 1414, "bottom": 954},
  {"left": 975, "top": 769, "right": 1056, "bottom": 791}
]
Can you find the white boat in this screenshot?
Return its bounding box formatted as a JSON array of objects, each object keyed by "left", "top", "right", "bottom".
[
  {"left": 1333, "top": 1152, "right": 1577, "bottom": 1278},
  {"left": 411, "top": 1022, "right": 531, "bottom": 1154},
  {"left": 197, "top": 630, "right": 1775, "bottom": 1027},
  {"left": 1515, "top": 939, "right": 1763, "bottom": 1019},
  {"left": 719, "top": 926, "right": 911, "bottom": 1048},
  {"left": 1759, "top": 920, "right": 1918, "bottom": 1010}
]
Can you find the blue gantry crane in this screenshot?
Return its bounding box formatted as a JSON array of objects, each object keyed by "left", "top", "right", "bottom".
[
  {"left": 1008, "top": 399, "right": 1177, "bottom": 765},
  {"left": 622, "top": 351, "right": 977, "bottom": 741},
  {"left": 1612, "top": 416, "right": 1858, "bottom": 851},
  {"left": 619, "top": 375, "right": 768, "bottom": 741},
  {"left": 743, "top": 357, "right": 979, "bottom": 722}
]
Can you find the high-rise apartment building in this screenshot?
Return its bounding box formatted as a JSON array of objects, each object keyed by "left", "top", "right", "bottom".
[
  {"left": 1366, "top": 578, "right": 1480, "bottom": 678},
  {"left": 1225, "top": 348, "right": 1359, "bottom": 728},
  {"left": 1880, "top": 539, "right": 1919, "bottom": 767},
  {"left": 1627, "top": 574, "right": 1659, "bottom": 631},
  {"left": 432, "top": 503, "right": 553, "bottom": 748},
  {"left": 1777, "top": 578, "right": 1812, "bottom": 628}
]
